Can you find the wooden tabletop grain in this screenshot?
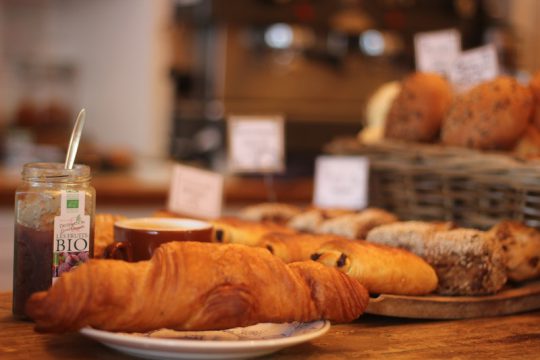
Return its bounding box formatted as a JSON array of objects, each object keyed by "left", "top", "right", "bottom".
[{"left": 1, "top": 291, "right": 540, "bottom": 359}]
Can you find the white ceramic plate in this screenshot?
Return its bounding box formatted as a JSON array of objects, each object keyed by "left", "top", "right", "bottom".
[{"left": 80, "top": 321, "right": 330, "bottom": 360}]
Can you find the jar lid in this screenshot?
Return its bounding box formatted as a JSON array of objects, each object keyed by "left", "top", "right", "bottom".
[{"left": 22, "top": 162, "right": 91, "bottom": 182}]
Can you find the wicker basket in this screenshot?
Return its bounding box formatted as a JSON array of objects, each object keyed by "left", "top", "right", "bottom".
[{"left": 326, "top": 138, "right": 540, "bottom": 229}]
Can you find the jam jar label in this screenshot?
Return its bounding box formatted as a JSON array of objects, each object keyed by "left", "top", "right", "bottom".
[{"left": 52, "top": 191, "right": 90, "bottom": 282}]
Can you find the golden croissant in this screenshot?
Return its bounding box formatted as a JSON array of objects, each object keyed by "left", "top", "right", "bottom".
[{"left": 27, "top": 241, "right": 369, "bottom": 333}]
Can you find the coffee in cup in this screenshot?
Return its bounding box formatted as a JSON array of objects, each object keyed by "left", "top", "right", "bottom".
[{"left": 106, "top": 217, "right": 213, "bottom": 262}]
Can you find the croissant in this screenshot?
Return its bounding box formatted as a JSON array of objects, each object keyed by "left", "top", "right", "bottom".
[
  {"left": 27, "top": 241, "right": 368, "bottom": 333},
  {"left": 312, "top": 239, "right": 438, "bottom": 295}
]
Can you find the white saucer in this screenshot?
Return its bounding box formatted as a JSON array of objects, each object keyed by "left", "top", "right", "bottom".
[{"left": 80, "top": 321, "right": 330, "bottom": 360}]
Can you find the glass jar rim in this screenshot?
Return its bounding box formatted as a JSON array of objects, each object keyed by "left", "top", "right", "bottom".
[{"left": 21, "top": 162, "right": 92, "bottom": 182}]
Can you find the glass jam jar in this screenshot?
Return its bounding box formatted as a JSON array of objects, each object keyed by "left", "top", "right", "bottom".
[{"left": 13, "top": 162, "right": 95, "bottom": 318}]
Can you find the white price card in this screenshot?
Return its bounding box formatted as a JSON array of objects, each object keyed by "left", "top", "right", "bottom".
[
  {"left": 227, "top": 115, "right": 285, "bottom": 173},
  {"left": 448, "top": 44, "right": 499, "bottom": 93},
  {"left": 313, "top": 155, "right": 369, "bottom": 210},
  {"left": 167, "top": 163, "right": 224, "bottom": 220},
  {"left": 414, "top": 28, "right": 461, "bottom": 75}
]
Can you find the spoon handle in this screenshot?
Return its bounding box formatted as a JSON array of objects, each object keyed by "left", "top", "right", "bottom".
[{"left": 64, "top": 109, "right": 86, "bottom": 170}]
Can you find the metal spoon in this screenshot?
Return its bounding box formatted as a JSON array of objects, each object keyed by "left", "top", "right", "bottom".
[{"left": 64, "top": 108, "right": 86, "bottom": 169}]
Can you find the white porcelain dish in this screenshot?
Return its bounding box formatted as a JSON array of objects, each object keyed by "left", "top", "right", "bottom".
[{"left": 80, "top": 320, "right": 330, "bottom": 360}]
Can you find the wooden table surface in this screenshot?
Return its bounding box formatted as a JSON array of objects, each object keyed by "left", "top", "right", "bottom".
[{"left": 1, "top": 292, "right": 540, "bottom": 359}]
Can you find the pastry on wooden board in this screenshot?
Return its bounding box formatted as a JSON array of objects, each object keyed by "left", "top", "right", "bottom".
[
  {"left": 315, "top": 208, "right": 398, "bottom": 239},
  {"left": 311, "top": 239, "right": 438, "bottom": 296},
  {"left": 489, "top": 221, "right": 540, "bottom": 282},
  {"left": 441, "top": 76, "right": 533, "bottom": 150},
  {"left": 384, "top": 72, "right": 453, "bottom": 142},
  {"left": 26, "top": 241, "right": 369, "bottom": 333}
]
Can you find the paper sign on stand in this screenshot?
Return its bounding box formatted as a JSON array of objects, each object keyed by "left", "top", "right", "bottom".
[
  {"left": 414, "top": 28, "right": 461, "bottom": 75},
  {"left": 313, "top": 155, "right": 369, "bottom": 210},
  {"left": 448, "top": 44, "right": 499, "bottom": 93},
  {"left": 167, "top": 163, "right": 224, "bottom": 220},
  {"left": 227, "top": 115, "right": 285, "bottom": 173}
]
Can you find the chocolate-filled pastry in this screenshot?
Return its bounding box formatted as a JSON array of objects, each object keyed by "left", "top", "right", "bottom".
[
  {"left": 312, "top": 239, "right": 438, "bottom": 296},
  {"left": 287, "top": 208, "right": 356, "bottom": 233},
  {"left": 384, "top": 72, "right": 453, "bottom": 142},
  {"left": 441, "top": 76, "right": 533, "bottom": 150},
  {"left": 316, "top": 208, "right": 398, "bottom": 240},
  {"left": 489, "top": 221, "right": 540, "bottom": 282},
  {"left": 258, "top": 232, "right": 341, "bottom": 263},
  {"left": 211, "top": 217, "right": 296, "bottom": 246},
  {"left": 26, "top": 242, "right": 369, "bottom": 333},
  {"left": 239, "top": 203, "right": 302, "bottom": 225}
]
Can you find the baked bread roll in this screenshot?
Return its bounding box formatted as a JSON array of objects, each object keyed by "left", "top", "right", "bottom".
[
  {"left": 367, "top": 223, "right": 507, "bottom": 295},
  {"left": 211, "top": 217, "right": 296, "bottom": 246},
  {"left": 93, "top": 213, "right": 127, "bottom": 258},
  {"left": 384, "top": 72, "right": 453, "bottom": 142},
  {"left": 27, "top": 241, "right": 369, "bottom": 333},
  {"left": 427, "top": 229, "right": 507, "bottom": 295},
  {"left": 311, "top": 239, "right": 437, "bottom": 295},
  {"left": 489, "top": 221, "right": 540, "bottom": 282},
  {"left": 441, "top": 76, "right": 533, "bottom": 150},
  {"left": 239, "top": 203, "right": 302, "bottom": 224},
  {"left": 316, "top": 208, "right": 398, "bottom": 239},
  {"left": 530, "top": 71, "right": 540, "bottom": 130},
  {"left": 366, "top": 221, "right": 455, "bottom": 256},
  {"left": 287, "top": 208, "right": 356, "bottom": 233},
  {"left": 258, "top": 232, "right": 340, "bottom": 263}
]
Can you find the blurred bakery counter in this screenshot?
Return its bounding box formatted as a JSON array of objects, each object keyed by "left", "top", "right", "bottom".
[{"left": 0, "top": 167, "right": 313, "bottom": 207}]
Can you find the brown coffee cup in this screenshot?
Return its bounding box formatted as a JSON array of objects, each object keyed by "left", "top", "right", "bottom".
[{"left": 106, "top": 217, "right": 213, "bottom": 262}]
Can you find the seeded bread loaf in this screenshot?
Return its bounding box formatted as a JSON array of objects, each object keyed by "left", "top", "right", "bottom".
[
  {"left": 426, "top": 229, "right": 507, "bottom": 295},
  {"left": 367, "top": 223, "right": 507, "bottom": 295},
  {"left": 441, "top": 76, "right": 533, "bottom": 150},
  {"left": 384, "top": 72, "right": 453, "bottom": 142}
]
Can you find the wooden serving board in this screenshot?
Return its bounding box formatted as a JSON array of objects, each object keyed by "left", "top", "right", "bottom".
[{"left": 366, "top": 280, "right": 540, "bottom": 319}]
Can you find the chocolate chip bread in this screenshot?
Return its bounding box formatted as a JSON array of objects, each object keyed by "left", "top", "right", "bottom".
[{"left": 441, "top": 76, "right": 533, "bottom": 150}]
